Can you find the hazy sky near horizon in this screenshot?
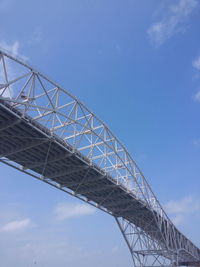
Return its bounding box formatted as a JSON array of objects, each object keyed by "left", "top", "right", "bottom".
[{"left": 0, "top": 0, "right": 200, "bottom": 266}]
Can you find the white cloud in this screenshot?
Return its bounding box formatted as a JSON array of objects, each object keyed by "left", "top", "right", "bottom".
[
  {"left": 192, "top": 56, "right": 200, "bottom": 71},
  {"left": 54, "top": 202, "right": 96, "bottom": 221},
  {"left": 147, "top": 0, "right": 198, "bottom": 46},
  {"left": 165, "top": 196, "right": 200, "bottom": 213},
  {"left": 193, "top": 91, "right": 200, "bottom": 102},
  {"left": 0, "top": 218, "right": 31, "bottom": 233},
  {"left": 0, "top": 204, "right": 127, "bottom": 267},
  {"left": 171, "top": 214, "right": 185, "bottom": 226},
  {"left": 0, "top": 40, "right": 28, "bottom": 61},
  {"left": 164, "top": 196, "right": 200, "bottom": 226},
  {"left": 192, "top": 57, "right": 200, "bottom": 101},
  {"left": 0, "top": 40, "right": 20, "bottom": 56}
]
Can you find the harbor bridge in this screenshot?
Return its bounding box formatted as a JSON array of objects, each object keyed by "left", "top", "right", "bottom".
[{"left": 0, "top": 49, "right": 199, "bottom": 267}]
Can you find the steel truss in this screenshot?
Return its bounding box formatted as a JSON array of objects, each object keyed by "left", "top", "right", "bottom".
[{"left": 0, "top": 48, "right": 199, "bottom": 267}]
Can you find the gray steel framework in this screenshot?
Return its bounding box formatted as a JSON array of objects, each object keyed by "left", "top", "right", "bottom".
[{"left": 0, "top": 48, "right": 199, "bottom": 267}]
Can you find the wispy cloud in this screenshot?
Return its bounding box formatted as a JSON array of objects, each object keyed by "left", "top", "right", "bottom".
[
  {"left": 192, "top": 56, "right": 200, "bottom": 100},
  {"left": 165, "top": 196, "right": 200, "bottom": 226},
  {"left": 171, "top": 214, "right": 185, "bottom": 226},
  {"left": 0, "top": 40, "right": 20, "bottom": 56},
  {"left": 54, "top": 202, "right": 96, "bottom": 221},
  {"left": 147, "top": 0, "right": 198, "bottom": 47},
  {"left": 165, "top": 196, "right": 200, "bottom": 213},
  {"left": 193, "top": 91, "right": 200, "bottom": 102},
  {"left": 0, "top": 40, "right": 28, "bottom": 61},
  {"left": 0, "top": 218, "right": 31, "bottom": 233},
  {"left": 192, "top": 56, "right": 200, "bottom": 71}
]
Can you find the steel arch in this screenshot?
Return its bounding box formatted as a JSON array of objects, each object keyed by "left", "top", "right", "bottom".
[{"left": 0, "top": 48, "right": 199, "bottom": 267}]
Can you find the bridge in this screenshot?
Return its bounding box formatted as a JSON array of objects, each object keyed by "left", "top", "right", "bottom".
[{"left": 0, "top": 49, "right": 199, "bottom": 267}]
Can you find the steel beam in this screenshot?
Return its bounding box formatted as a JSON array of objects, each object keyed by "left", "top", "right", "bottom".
[
  {"left": 47, "top": 165, "right": 89, "bottom": 179},
  {"left": 0, "top": 138, "right": 48, "bottom": 157},
  {"left": 0, "top": 118, "right": 21, "bottom": 131},
  {"left": 23, "top": 152, "right": 73, "bottom": 170},
  {"left": 76, "top": 183, "right": 116, "bottom": 194},
  {"left": 61, "top": 174, "right": 105, "bottom": 187}
]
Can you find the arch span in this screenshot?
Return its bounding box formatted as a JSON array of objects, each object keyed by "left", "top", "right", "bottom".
[{"left": 0, "top": 49, "right": 199, "bottom": 267}]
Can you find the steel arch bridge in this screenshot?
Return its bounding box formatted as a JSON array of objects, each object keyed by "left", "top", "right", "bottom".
[{"left": 0, "top": 49, "right": 199, "bottom": 267}]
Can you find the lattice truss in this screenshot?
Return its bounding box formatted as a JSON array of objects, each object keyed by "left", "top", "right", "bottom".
[{"left": 0, "top": 49, "right": 199, "bottom": 267}]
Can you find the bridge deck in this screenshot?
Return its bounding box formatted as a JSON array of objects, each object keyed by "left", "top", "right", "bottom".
[
  {"left": 0, "top": 99, "right": 200, "bottom": 264},
  {"left": 0, "top": 100, "right": 156, "bottom": 230}
]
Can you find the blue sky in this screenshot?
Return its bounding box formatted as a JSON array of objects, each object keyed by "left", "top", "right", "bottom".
[{"left": 0, "top": 0, "right": 200, "bottom": 266}]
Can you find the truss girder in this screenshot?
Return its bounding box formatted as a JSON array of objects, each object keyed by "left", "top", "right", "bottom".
[
  {"left": 23, "top": 152, "right": 72, "bottom": 170},
  {"left": 60, "top": 174, "right": 105, "bottom": 188},
  {"left": 0, "top": 49, "right": 199, "bottom": 267}
]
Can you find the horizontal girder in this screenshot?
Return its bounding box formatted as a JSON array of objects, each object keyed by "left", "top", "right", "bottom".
[
  {"left": 0, "top": 138, "right": 48, "bottom": 158},
  {"left": 23, "top": 152, "right": 72, "bottom": 170},
  {"left": 60, "top": 175, "right": 105, "bottom": 188},
  {"left": 46, "top": 165, "right": 89, "bottom": 179},
  {"left": 0, "top": 118, "right": 21, "bottom": 131}
]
